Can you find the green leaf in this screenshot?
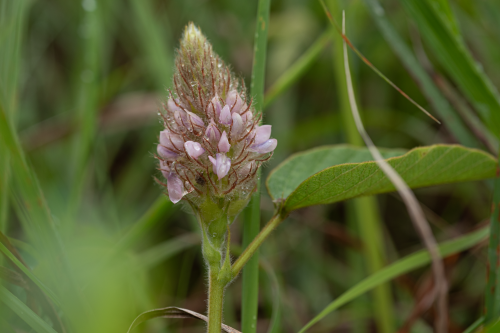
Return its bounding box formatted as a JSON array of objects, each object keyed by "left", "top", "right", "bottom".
[
  {"left": 298, "top": 226, "right": 489, "bottom": 332},
  {"left": 266, "top": 145, "right": 405, "bottom": 203},
  {"left": 0, "top": 285, "right": 58, "bottom": 333},
  {"left": 266, "top": 144, "right": 497, "bottom": 212}
]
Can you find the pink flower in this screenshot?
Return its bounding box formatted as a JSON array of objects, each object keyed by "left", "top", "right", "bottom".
[
  {"left": 248, "top": 139, "right": 277, "bottom": 154},
  {"left": 157, "top": 144, "right": 178, "bottom": 161},
  {"left": 219, "top": 105, "right": 232, "bottom": 125},
  {"left": 160, "top": 130, "right": 184, "bottom": 151},
  {"left": 208, "top": 153, "right": 231, "bottom": 180},
  {"left": 254, "top": 125, "right": 272, "bottom": 144},
  {"left": 207, "top": 94, "right": 222, "bottom": 119},
  {"left": 218, "top": 131, "right": 230, "bottom": 153},
  {"left": 226, "top": 90, "right": 245, "bottom": 113},
  {"left": 184, "top": 141, "right": 205, "bottom": 159},
  {"left": 205, "top": 119, "right": 221, "bottom": 144},
  {"left": 167, "top": 172, "right": 184, "bottom": 203},
  {"left": 231, "top": 113, "right": 244, "bottom": 138}
]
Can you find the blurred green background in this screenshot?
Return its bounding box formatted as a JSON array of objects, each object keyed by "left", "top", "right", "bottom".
[{"left": 1, "top": 0, "right": 499, "bottom": 332}]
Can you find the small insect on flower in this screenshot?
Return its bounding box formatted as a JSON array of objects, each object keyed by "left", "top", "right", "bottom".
[{"left": 155, "top": 23, "right": 277, "bottom": 224}]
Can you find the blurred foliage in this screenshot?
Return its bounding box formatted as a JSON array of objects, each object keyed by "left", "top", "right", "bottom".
[{"left": 0, "top": 0, "right": 499, "bottom": 332}]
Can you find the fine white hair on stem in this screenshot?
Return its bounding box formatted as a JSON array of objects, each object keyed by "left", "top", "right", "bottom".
[{"left": 341, "top": 11, "right": 448, "bottom": 333}]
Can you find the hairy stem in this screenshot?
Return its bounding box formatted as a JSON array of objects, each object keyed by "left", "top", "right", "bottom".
[{"left": 207, "top": 266, "right": 225, "bottom": 333}]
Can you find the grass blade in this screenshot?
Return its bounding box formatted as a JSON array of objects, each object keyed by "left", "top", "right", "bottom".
[
  {"left": 0, "top": 0, "right": 29, "bottom": 232},
  {"left": 69, "top": 1, "right": 106, "bottom": 214},
  {"left": 319, "top": 1, "right": 440, "bottom": 124},
  {"left": 0, "top": 285, "right": 58, "bottom": 333},
  {"left": 242, "top": 1, "right": 270, "bottom": 332},
  {"left": 138, "top": 233, "right": 200, "bottom": 269},
  {"left": 263, "top": 30, "right": 331, "bottom": 109},
  {"left": 485, "top": 162, "right": 500, "bottom": 323},
  {"left": 297, "top": 226, "right": 489, "bottom": 332},
  {"left": 130, "top": 0, "right": 173, "bottom": 89},
  {"left": 0, "top": 241, "right": 61, "bottom": 307},
  {"left": 362, "top": 0, "right": 481, "bottom": 149},
  {"left": 399, "top": 0, "right": 500, "bottom": 137},
  {"left": 340, "top": 13, "right": 447, "bottom": 331}
]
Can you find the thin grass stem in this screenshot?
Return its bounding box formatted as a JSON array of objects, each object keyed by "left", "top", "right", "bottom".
[
  {"left": 241, "top": 1, "right": 271, "bottom": 332},
  {"left": 339, "top": 11, "right": 448, "bottom": 333}
]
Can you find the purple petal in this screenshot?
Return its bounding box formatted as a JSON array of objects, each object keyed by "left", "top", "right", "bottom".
[
  {"left": 207, "top": 94, "right": 222, "bottom": 119},
  {"left": 186, "top": 111, "right": 205, "bottom": 127},
  {"left": 225, "top": 90, "right": 244, "bottom": 112},
  {"left": 208, "top": 155, "right": 217, "bottom": 174},
  {"left": 214, "top": 153, "right": 231, "bottom": 179},
  {"left": 248, "top": 139, "right": 277, "bottom": 154},
  {"left": 219, "top": 105, "right": 232, "bottom": 125},
  {"left": 174, "top": 110, "right": 190, "bottom": 130},
  {"left": 218, "top": 131, "right": 230, "bottom": 153},
  {"left": 205, "top": 119, "right": 221, "bottom": 144},
  {"left": 157, "top": 144, "right": 179, "bottom": 161},
  {"left": 238, "top": 161, "right": 255, "bottom": 177},
  {"left": 241, "top": 110, "right": 253, "bottom": 123},
  {"left": 160, "top": 130, "right": 184, "bottom": 150},
  {"left": 254, "top": 125, "right": 272, "bottom": 144},
  {"left": 167, "top": 172, "right": 184, "bottom": 203},
  {"left": 159, "top": 160, "right": 170, "bottom": 179},
  {"left": 231, "top": 113, "right": 243, "bottom": 138},
  {"left": 167, "top": 98, "right": 183, "bottom": 113},
  {"left": 184, "top": 141, "right": 205, "bottom": 159}
]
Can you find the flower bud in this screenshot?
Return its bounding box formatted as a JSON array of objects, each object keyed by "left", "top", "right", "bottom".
[
  {"left": 157, "top": 144, "right": 178, "bottom": 161},
  {"left": 218, "top": 131, "right": 230, "bottom": 153},
  {"left": 241, "top": 110, "right": 252, "bottom": 123},
  {"left": 167, "top": 98, "right": 183, "bottom": 113},
  {"left": 219, "top": 105, "right": 232, "bottom": 125},
  {"left": 155, "top": 23, "right": 278, "bottom": 224},
  {"left": 231, "top": 112, "right": 244, "bottom": 138},
  {"left": 248, "top": 138, "right": 277, "bottom": 154},
  {"left": 174, "top": 110, "right": 191, "bottom": 131},
  {"left": 207, "top": 94, "right": 222, "bottom": 119},
  {"left": 238, "top": 161, "right": 255, "bottom": 177},
  {"left": 226, "top": 90, "right": 245, "bottom": 113},
  {"left": 254, "top": 125, "right": 272, "bottom": 144},
  {"left": 205, "top": 119, "right": 221, "bottom": 144},
  {"left": 167, "top": 171, "right": 184, "bottom": 203},
  {"left": 186, "top": 111, "right": 205, "bottom": 128},
  {"left": 209, "top": 153, "right": 231, "bottom": 180},
  {"left": 160, "top": 130, "right": 184, "bottom": 151},
  {"left": 184, "top": 141, "right": 205, "bottom": 159},
  {"left": 159, "top": 160, "right": 170, "bottom": 179}
]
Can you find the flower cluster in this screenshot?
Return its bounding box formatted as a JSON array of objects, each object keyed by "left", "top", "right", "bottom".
[{"left": 155, "top": 23, "right": 277, "bottom": 223}]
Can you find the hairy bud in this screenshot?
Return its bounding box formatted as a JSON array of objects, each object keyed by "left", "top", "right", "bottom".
[{"left": 155, "top": 23, "right": 277, "bottom": 227}]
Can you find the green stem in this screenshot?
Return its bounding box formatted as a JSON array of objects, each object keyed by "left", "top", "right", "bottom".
[
  {"left": 233, "top": 213, "right": 285, "bottom": 277},
  {"left": 242, "top": 0, "right": 270, "bottom": 331},
  {"left": 208, "top": 266, "right": 225, "bottom": 333},
  {"left": 485, "top": 154, "right": 500, "bottom": 323}
]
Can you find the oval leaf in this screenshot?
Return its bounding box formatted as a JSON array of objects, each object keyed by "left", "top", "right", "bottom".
[{"left": 266, "top": 144, "right": 497, "bottom": 212}]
